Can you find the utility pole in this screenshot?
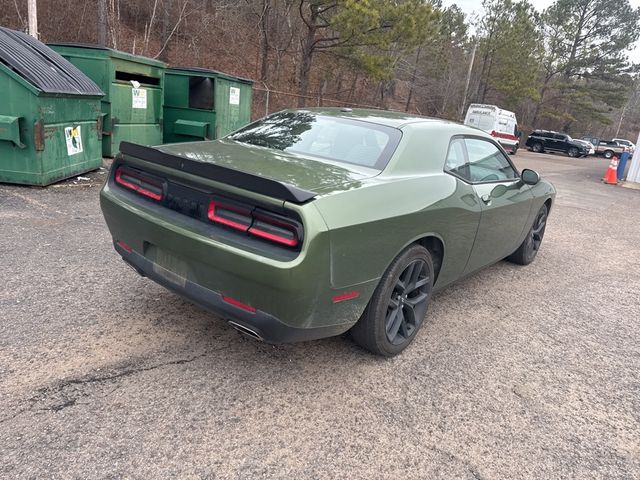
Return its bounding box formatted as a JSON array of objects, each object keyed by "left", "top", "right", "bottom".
[
  {"left": 459, "top": 40, "right": 477, "bottom": 120},
  {"left": 28, "top": 0, "right": 38, "bottom": 39}
]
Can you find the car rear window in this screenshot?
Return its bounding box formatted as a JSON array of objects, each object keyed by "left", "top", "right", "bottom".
[{"left": 227, "top": 111, "right": 402, "bottom": 170}]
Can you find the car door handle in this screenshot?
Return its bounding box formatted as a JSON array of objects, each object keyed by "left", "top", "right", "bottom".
[{"left": 481, "top": 194, "right": 491, "bottom": 204}]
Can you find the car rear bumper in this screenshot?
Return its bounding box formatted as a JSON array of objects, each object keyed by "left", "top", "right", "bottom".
[
  {"left": 100, "top": 183, "right": 374, "bottom": 343},
  {"left": 114, "top": 241, "right": 350, "bottom": 343},
  {"left": 497, "top": 138, "right": 519, "bottom": 149}
]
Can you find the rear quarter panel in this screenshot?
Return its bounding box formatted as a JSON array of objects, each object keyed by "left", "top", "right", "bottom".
[{"left": 313, "top": 174, "right": 480, "bottom": 292}]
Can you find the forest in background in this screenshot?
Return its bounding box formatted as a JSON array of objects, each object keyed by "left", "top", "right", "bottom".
[{"left": 2, "top": 0, "right": 640, "bottom": 140}]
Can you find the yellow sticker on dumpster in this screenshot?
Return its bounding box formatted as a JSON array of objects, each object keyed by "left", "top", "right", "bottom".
[{"left": 64, "top": 126, "right": 83, "bottom": 156}]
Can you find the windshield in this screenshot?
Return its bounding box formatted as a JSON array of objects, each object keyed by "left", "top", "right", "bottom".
[{"left": 228, "top": 111, "right": 402, "bottom": 170}]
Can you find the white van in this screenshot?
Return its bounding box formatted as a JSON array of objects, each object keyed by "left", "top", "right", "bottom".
[{"left": 464, "top": 104, "right": 520, "bottom": 154}]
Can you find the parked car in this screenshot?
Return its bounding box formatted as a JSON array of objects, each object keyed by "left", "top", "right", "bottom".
[
  {"left": 101, "top": 108, "right": 555, "bottom": 356},
  {"left": 592, "top": 139, "right": 626, "bottom": 159},
  {"left": 581, "top": 136, "right": 600, "bottom": 146},
  {"left": 612, "top": 138, "right": 636, "bottom": 156},
  {"left": 573, "top": 139, "right": 595, "bottom": 155},
  {"left": 525, "top": 130, "right": 589, "bottom": 157},
  {"left": 464, "top": 103, "right": 520, "bottom": 154}
]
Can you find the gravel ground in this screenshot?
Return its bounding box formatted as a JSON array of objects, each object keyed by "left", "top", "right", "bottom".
[{"left": 1, "top": 151, "right": 639, "bottom": 479}]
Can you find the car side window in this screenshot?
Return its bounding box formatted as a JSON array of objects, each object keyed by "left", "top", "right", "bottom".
[
  {"left": 444, "top": 138, "right": 471, "bottom": 181},
  {"left": 464, "top": 138, "right": 517, "bottom": 182}
]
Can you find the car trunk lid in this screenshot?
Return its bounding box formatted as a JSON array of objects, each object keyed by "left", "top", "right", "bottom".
[{"left": 155, "top": 139, "right": 378, "bottom": 198}]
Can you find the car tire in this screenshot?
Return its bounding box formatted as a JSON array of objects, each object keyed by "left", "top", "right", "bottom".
[
  {"left": 350, "top": 244, "right": 434, "bottom": 357},
  {"left": 568, "top": 147, "right": 579, "bottom": 157},
  {"left": 506, "top": 204, "right": 548, "bottom": 266},
  {"left": 532, "top": 142, "right": 543, "bottom": 153},
  {"left": 604, "top": 150, "right": 613, "bottom": 159},
  {"left": 510, "top": 145, "right": 518, "bottom": 155}
]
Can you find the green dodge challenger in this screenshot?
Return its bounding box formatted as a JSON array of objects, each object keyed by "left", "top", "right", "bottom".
[{"left": 100, "top": 108, "right": 555, "bottom": 356}]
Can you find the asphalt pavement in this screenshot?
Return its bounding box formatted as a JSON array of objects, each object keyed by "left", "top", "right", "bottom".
[{"left": 1, "top": 150, "right": 639, "bottom": 479}]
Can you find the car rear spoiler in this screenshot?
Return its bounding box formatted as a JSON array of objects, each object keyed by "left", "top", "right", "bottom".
[{"left": 119, "top": 142, "right": 317, "bottom": 204}]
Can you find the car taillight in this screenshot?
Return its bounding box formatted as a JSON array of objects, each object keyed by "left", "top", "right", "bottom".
[
  {"left": 207, "top": 199, "right": 301, "bottom": 248},
  {"left": 249, "top": 211, "right": 299, "bottom": 247},
  {"left": 207, "top": 199, "right": 252, "bottom": 231},
  {"left": 115, "top": 166, "right": 164, "bottom": 201}
]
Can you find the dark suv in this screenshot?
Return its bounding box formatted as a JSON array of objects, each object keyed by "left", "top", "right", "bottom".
[{"left": 525, "top": 130, "right": 589, "bottom": 157}]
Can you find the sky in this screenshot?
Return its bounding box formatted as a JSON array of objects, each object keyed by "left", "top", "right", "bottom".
[{"left": 440, "top": 0, "right": 640, "bottom": 64}]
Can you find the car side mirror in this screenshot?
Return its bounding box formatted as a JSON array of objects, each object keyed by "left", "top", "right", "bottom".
[{"left": 521, "top": 168, "right": 540, "bottom": 185}]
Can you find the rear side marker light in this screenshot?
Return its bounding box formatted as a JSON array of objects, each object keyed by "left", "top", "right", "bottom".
[
  {"left": 222, "top": 296, "right": 256, "bottom": 313},
  {"left": 116, "top": 240, "right": 133, "bottom": 253},
  {"left": 115, "top": 167, "right": 163, "bottom": 201},
  {"left": 332, "top": 291, "right": 360, "bottom": 303}
]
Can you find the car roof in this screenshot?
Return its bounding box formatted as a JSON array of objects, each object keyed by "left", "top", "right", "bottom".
[{"left": 285, "top": 107, "right": 460, "bottom": 129}]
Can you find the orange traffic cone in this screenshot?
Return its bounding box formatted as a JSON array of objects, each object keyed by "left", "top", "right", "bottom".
[{"left": 603, "top": 156, "right": 619, "bottom": 185}]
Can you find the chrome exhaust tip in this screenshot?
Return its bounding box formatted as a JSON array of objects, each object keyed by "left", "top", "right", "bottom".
[{"left": 228, "top": 321, "right": 263, "bottom": 341}]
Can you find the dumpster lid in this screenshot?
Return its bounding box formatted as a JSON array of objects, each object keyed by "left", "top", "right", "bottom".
[
  {"left": 0, "top": 28, "right": 103, "bottom": 96},
  {"left": 169, "top": 66, "right": 254, "bottom": 85},
  {"left": 49, "top": 42, "right": 167, "bottom": 68}
]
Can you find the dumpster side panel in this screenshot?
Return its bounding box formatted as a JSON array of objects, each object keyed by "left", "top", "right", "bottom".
[
  {"left": 0, "top": 71, "right": 40, "bottom": 184},
  {"left": 237, "top": 81, "right": 253, "bottom": 133},
  {"left": 214, "top": 78, "right": 253, "bottom": 138},
  {"left": 214, "top": 78, "right": 232, "bottom": 138}
]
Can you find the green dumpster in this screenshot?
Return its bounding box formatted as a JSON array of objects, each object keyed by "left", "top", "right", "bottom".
[
  {"left": 163, "top": 67, "right": 253, "bottom": 143},
  {"left": 49, "top": 43, "right": 166, "bottom": 157},
  {"left": 0, "top": 28, "right": 104, "bottom": 186}
]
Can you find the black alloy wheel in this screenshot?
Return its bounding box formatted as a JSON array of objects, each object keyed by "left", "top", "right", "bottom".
[
  {"left": 506, "top": 204, "right": 548, "bottom": 265},
  {"left": 530, "top": 207, "right": 547, "bottom": 252},
  {"left": 532, "top": 142, "right": 543, "bottom": 153},
  {"left": 568, "top": 147, "right": 579, "bottom": 157},
  {"left": 385, "top": 259, "right": 430, "bottom": 345},
  {"left": 351, "top": 245, "right": 434, "bottom": 356}
]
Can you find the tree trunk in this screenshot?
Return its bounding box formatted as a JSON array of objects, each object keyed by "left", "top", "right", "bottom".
[
  {"left": 479, "top": 55, "right": 494, "bottom": 103},
  {"left": 158, "top": 0, "right": 173, "bottom": 63},
  {"left": 405, "top": 45, "right": 422, "bottom": 112},
  {"left": 259, "top": 0, "right": 271, "bottom": 83},
  {"left": 98, "top": 0, "right": 107, "bottom": 45},
  {"left": 563, "top": 1, "right": 589, "bottom": 80},
  {"left": 297, "top": 4, "right": 319, "bottom": 107},
  {"left": 532, "top": 81, "right": 550, "bottom": 127}
]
